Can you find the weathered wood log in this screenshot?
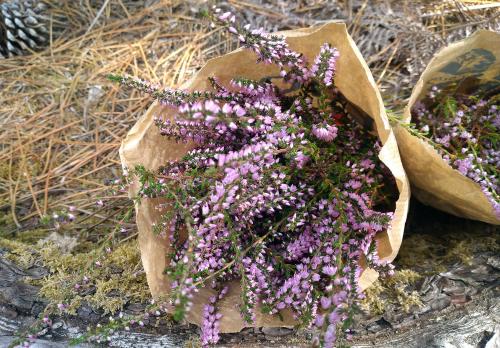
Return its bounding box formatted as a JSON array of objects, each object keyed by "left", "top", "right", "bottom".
[{"left": 1, "top": 200, "right": 499, "bottom": 347}]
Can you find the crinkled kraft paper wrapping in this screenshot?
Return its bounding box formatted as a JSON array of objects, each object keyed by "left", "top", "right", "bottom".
[
  {"left": 394, "top": 30, "right": 499, "bottom": 225},
  {"left": 119, "top": 23, "right": 410, "bottom": 332}
]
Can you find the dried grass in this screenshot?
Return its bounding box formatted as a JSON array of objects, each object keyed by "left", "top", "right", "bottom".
[
  {"left": 0, "top": 0, "right": 221, "bottom": 239},
  {"left": 0, "top": 0, "right": 498, "bottom": 240}
]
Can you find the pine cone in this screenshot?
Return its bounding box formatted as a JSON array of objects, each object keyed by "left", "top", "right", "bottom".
[{"left": 0, "top": 0, "right": 48, "bottom": 58}]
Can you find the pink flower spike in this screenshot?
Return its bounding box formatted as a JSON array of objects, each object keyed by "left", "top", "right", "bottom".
[{"left": 218, "top": 11, "right": 232, "bottom": 21}]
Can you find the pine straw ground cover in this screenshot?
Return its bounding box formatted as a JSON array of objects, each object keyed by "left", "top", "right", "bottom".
[{"left": 0, "top": 0, "right": 498, "bottom": 346}]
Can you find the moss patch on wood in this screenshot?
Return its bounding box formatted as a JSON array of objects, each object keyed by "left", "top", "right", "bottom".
[
  {"left": 396, "top": 230, "right": 499, "bottom": 274},
  {"left": 0, "top": 236, "right": 149, "bottom": 316},
  {"left": 361, "top": 269, "right": 423, "bottom": 315}
]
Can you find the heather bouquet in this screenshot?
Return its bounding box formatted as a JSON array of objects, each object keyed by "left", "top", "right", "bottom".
[
  {"left": 394, "top": 30, "right": 499, "bottom": 224},
  {"left": 411, "top": 89, "right": 499, "bottom": 216},
  {"left": 116, "top": 9, "right": 409, "bottom": 347}
]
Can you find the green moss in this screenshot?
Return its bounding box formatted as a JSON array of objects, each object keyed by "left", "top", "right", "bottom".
[
  {"left": 14, "top": 228, "right": 52, "bottom": 244},
  {"left": 385, "top": 269, "right": 422, "bottom": 312},
  {"left": 73, "top": 239, "right": 98, "bottom": 253},
  {"left": 396, "top": 230, "right": 499, "bottom": 274},
  {"left": 363, "top": 228, "right": 499, "bottom": 315},
  {"left": 1, "top": 235, "right": 149, "bottom": 316},
  {"left": 0, "top": 212, "right": 15, "bottom": 231},
  {"left": 361, "top": 269, "right": 422, "bottom": 315},
  {"left": 37, "top": 240, "right": 149, "bottom": 315},
  {"left": 361, "top": 281, "right": 385, "bottom": 315},
  {"left": 183, "top": 336, "right": 202, "bottom": 348},
  {"left": 0, "top": 237, "right": 37, "bottom": 269}
]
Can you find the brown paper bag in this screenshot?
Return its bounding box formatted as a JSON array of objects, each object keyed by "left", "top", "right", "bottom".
[
  {"left": 394, "top": 30, "right": 499, "bottom": 225},
  {"left": 119, "top": 23, "right": 410, "bottom": 332}
]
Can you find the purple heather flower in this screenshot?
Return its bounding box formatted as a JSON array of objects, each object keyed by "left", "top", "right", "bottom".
[
  {"left": 295, "top": 151, "right": 309, "bottom": 168},
  {"left": 312, "top": 123, "right": 338, "bottom": 142},
  {"left": 320, "top": 296, "right": 332, "bottom": 309},
  {"left": 324, "top": 324, "right": 337, "bottom": 348},
  {"left": 315, "top": 314, "right": 325, "bottom": 327},
  {"left": 322, "top": 265, "right": 337, "bottom": 276},
  {"left": 328, "top": 309, "right": 340, "bottom": 324}
]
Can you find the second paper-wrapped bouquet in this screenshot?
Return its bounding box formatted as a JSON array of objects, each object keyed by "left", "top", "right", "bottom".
[{"left": 394, "top": 30, "right": 499, "bottom": 225}]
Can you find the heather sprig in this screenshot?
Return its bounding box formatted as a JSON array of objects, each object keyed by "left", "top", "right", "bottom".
[
  {"left": 115, "top": 8, "right": 398, "bottom": 347},
  {"left": 311, "top": 43, "right": 340, "bottom": 87},
  {"left": 410, "top": 87, "right": 499, "bottom": 217},
  {"left": 108, "top": 74, "right": 222, "bottom": 106},
  {"left": 211, "top": 8, "right": 309, "bottom": 83}
]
